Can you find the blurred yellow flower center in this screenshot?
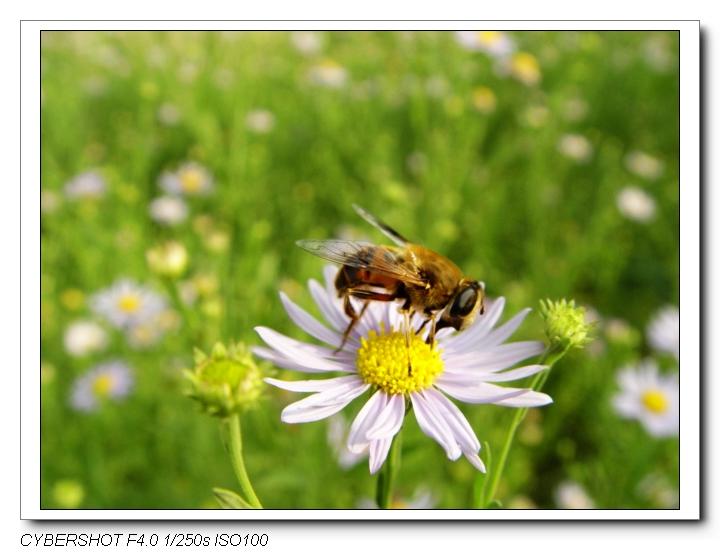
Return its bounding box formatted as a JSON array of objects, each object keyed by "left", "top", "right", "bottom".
[
  {"left": 92, "top": 374, "right": 116, "bottom": 397},
  {"left": 356, "top": 330, "right": 443, "bottom": 395},
  {"left": 180, "top": 168, "right": 204, "bottom": 193},
  {"left": 477, "top": 31, "right": 501, "bottom": 45},
  {"left": 641, "top": 390, "right": 669, "bottom": 414},
  {"left": 117, "top": 294, "right": 141, "bottom": 313}
]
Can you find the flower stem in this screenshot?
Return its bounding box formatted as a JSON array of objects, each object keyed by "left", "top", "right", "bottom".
[
  {"left": 376, "top": 427, "right": 403, "bottom": 509},
  {"left": 482, "top": 348, "right": 567, "bottom": 508},
  {"left": 225, "top": 414, "right": 263, "bottom": 509}
]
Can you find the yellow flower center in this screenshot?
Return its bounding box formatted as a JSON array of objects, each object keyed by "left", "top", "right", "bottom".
[
  {"left": 477, "top": 31, "right": 501, "bottom": 45},
  {"left": 356, "top": 329, "right": 444, "bottom": 395},
  {"left": 641, "top": 390, "right": 669, "bottom": 414},
  {"left": 179, "top": 168, "right": 204, "bottom": 193},
  {"left": 117, "top": 294, "right": 141, "bottom": 313},
  {"left": 92, "top": 373, "right": 116, "bottom": 397}
]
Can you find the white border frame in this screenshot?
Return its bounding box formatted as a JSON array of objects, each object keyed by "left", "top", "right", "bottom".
[{"left": 21, "top": 20, "right": 700, "bottom": 520}]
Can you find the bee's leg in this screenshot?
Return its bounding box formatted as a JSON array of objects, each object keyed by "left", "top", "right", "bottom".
[
  {"left": 415, "top": 318, "right": 430, "bottom": 336},
  {"left": 425, "top": 315, "right": 438, "bottom": 346},
  {"left": 336, "top": 295, "right": 363, "bottom": 354},
  {"left": 338, "top": 290, "right": 397, "bottom": 353}
]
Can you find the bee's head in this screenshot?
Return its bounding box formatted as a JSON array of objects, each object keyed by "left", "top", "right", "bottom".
[{"left": 436, "top": 280, "right": 485, "bottom": 333}]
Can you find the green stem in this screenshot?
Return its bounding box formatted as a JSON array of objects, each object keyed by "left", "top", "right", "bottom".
[
  {"left": 376, "top": 427, "right": 403, "bottom": 509},
  {"left": 482, "top": 347, "right": 568, "bottom": 508},
  {"left": 225, "top": 414, "right": 263, "bottom": 509}
]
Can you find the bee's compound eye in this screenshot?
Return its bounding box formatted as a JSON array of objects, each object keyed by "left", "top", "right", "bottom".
[{"left": 451, "top": 286, "right": 478, "bottom": 317}]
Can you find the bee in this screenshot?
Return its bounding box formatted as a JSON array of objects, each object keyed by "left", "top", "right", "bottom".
[{"left": 297, "top": 205, "right": 485, "bottom": 350}]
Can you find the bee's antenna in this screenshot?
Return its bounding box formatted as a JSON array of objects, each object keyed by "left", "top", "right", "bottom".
[{"left": 352, "top": 204, "right": 409, "bottom": 247}]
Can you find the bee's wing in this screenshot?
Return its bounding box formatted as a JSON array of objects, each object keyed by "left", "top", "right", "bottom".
[
  {"left": 296, "top": 239, "right": 427, "bottom": 286},
  {"left": 352, "top": 204, "right": 410, "bottom": 247}
]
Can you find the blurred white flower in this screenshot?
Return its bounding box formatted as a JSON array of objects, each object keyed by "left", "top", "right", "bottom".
[
  {"left": 327, "top": 415, "right": 367, "bottom": 469},
  {"left": 613, "top": 360, "right": 679, "bottom": 437},
  {"left": 455, "top": 31, "right": 515, "bottom": 58},
  {"left": 557, "top": 134, "right": 593, "bottom": 162},
  {"left": 91, "top": 279, "right": 167, "bottom": 330},
  {"left": 555, "top": 481, "right": 595, "bottom": 509},
  {"left": 159, "top": 162, "right": 214, "bottom": 197},
  {"left": 63, "top": 171, "right": 106, "bottom": 200},
  {"left": 245, "top": 109, "right": 276, "bottom": 133},
  {"left": 291, "top": 31, "right": 323, "bottom": 55},
  {"left": 562, "top": 97, "right": 588, "bottom": 122},
  {"left": 157, "top": 103, "right": 181, "bottom": 126},
  {"left": 149, "top": 196, "right": 188, "bottom": 226},
  {"left": 63, "top": 320, "right": 108, "bottom": 357},
  {"left": 126, "top": 309, "right": 180, "bottom": 349},
  {"left": 637, "top": 472, "right": 679, "bottom": 508},
  {"left": 616, "top": 186, "right": 657, "bottom": 222},
  {"left": 146, "top": 240, "right": 189, "bottom": 278},
  {"left": 508, "top": 52, "right": 542, "bottom": 86},
  {"left": 357, "top": 488, "right": 437, "bottom": 509},
  {"left": 625, "top": 151, "right": 664, "bottom": 180},
  {"left": 70, "top": 361, "right": 134, "bottom": 412},
  {"left": 41, "top": 190, "right": 62, "bottom": 214},
  {"left": 425, "top": 75, "right": 449, "bottom": 98},
  {"left": 309, "top": 60, "right": 348, "bottom": 88},
  {"left": 647, "top": 306, "right": 679, "bottom": 360}
]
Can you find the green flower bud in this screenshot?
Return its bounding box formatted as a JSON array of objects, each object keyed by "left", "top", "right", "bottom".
[
  {"left": 185, "top": 342, "right": 266, "bottom": 418},
  {"left": 539, "top": 299, "right": 592, "bottom": 352}
]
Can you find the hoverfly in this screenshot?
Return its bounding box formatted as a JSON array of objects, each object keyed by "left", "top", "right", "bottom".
[{"left": 297, "top": 205, "right": 485, "bottom": 351}]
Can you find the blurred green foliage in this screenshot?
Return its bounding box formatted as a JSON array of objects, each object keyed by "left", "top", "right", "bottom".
[{"left": 41, "top": 30, "right": 679, "bottom": 510}]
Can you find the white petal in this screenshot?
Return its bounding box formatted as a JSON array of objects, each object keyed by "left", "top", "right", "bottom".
[
  {"left": 255, "top": 327, "right": 354, "bottom": 372},
  {"left": 443, "top": 341, "right": 544, "bottom": 371},
  {"left": 369, "top": 437, "right": 393, "bottom": 474},
  {"left": 366, "top": 394, "right": 406, "bottom": 440},
  {"left": 489, "top": 390, "right": 553, "bottom": 408},
  {"left": 282, "top": 377, "right": 366, "bottom": 411},
  {"left": 281, "top": 383, "right": 370, "bottom": 423},
  {"left": 435, "top": 381, "right": 529, "bottom": 404},
  {"left": 264, "top": 376, "right": 358, "bottom": 393},
  {"left": 410, "top": 392, "right": 462, "bottom": 460},
  {"left": 442, "top": 297, "right": 506, "bottom": 353},
  {"left": 281, "top": 401, "right": 354, "bottom": 424},
  {"left": 423, "top": 388, "right": 480, "bottom": 453},
  {"left": 443, "top": 365, "right": 548, "bottom": 383},
  {"left": 252, "top": 346, "right": 333, "bottom": 373},
  {"left": 347, "top": 391, "right": 387, "bottom": 453},
  {"left": 464, "top": 451, "right": 487, "bottom": 472},
  {"left": 279, "top": 292, "right": 349, "bottom": 348},
  {"left": 478, "top": 308, "right": 533, "bottom": 348},
  {"left": 309, "top": 279, "right": 348, "bottom": 332}
]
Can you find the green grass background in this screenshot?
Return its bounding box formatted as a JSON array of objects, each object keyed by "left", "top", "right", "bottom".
[{"left": 40, "top": 30, "right": 679, "bottom": 509}]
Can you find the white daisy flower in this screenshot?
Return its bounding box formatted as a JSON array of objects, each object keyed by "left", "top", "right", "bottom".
[
  {"left": 308, "top": 60, "right": 348, "bottom": 88},
  {"left": 557, "top": 133, "right": 593, "bottom": 162},
  {"left": 555, "top": 481, "right": 595, "bottom": 509},
  {"left": 612, "top": 360, "right": 679, "bottom": 437},
  {"left": 158, "top": 162, "right": 214, "bottom": 197},
  {"left": 149, "top": 196, "right": 189, "bottom": 226},
  {"left": 157, "top": 103, "right": 182, "bottom": 126},
  {"left": 70, "top": 360, "right": 134, "bottom": 412},
  {"left": 616, "top": 186, "right": 657, "bottom": 222},
  {"left": 455, "top": 31, "right": 515, "bottom": 58},
  {"left": 245, "top": 109, "right": 276, "bottom": 134},
  {"left": 647, "top": 305, "right": 679, "bottom": 360},
  {"left": 91, "top": 279, "right": 167, "bottom": 330},
  {"left": 255, "top": 266, "right": 551, "bottom": 474},
  {"left": 291, "top": 31, "right": 323, "bottom": 56},
  {"left": 63, "top": 320, "right": 108, "bottom": 357},
  {"left": 63, "top": 171, "right": 106, "bottom": 200},
  {"left": 625, "top": 150, "right": 664, "bottom": 180}
]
